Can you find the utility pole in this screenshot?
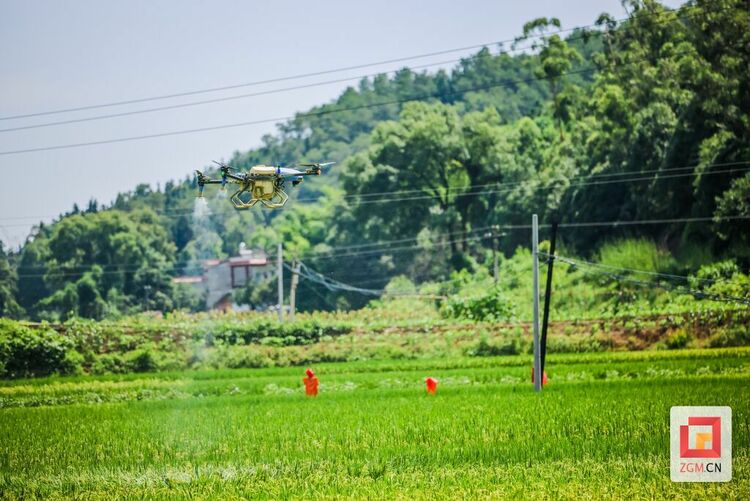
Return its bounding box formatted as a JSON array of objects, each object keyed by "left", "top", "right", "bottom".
[
  {"left": 485, "top": 225, "right": 501, "bottom": 286},
  {"left": 277, "top": 242, "right": 284, "bottom": 322},
  {"left": 289, "top": 259, "right": 300, "bottom": 321},
  {"left": 540, "top": 221, "right": 558, "bottom": 374},
  {"left": 492, "top": 230, "right": 499, "bottom": 286},
  {"left": 532, "top": 214, "right": 541, "bottom": 392}
]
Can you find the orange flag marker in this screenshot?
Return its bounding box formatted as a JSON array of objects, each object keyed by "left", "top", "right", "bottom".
[
  {"left": 531, "top": 367, "right": 549, "bottom": 386},
  {"left": 303, "top": 368, "right": 319, "bottom": 396},
  {"left": 425, "top": 377, "right": 438, "bottom": 395}
]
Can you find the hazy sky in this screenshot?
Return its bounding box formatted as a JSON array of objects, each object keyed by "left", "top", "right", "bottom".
[{"left": 0, "top": 0, "right": 684, "bottom": 248}]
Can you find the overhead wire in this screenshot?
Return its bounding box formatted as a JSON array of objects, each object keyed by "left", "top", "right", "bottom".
[
  {"left": 11, "top": 215, "right": 750, "bottom": 277},
  {"left": 1, "top": 1, "right": 727, "bottom": 125},
  {"left": 0, "top": 67, "right": 596, "bottom": 156},
  {"left": 539, "top": 252, "right": 735, "bottom": 286},
  {"left": 548, "top": 253, "right": 750, "bottom": 306},
  {"left": 5, "top": 158, "right": 746, "bottom": 226},
  {"left": 0, "top": 3, "right": 706, "bottom": 135},
  {"left": 0, "top": 47, "right": 555, "bottom": 134},
  {"left": 0, "top": 4, "right": 733, "bottom": 156},
  {"left": 0, "top": 5, "right": 685, "bottom": 123}
]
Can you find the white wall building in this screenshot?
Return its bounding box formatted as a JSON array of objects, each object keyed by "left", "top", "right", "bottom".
[{"left": 172, "top": 243, "right": 274, "bottom": 311}]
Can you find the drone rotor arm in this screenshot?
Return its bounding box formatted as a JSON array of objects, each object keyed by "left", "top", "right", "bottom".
[{"left": 225, "top": 172, "right": 246, "bottom": 182}]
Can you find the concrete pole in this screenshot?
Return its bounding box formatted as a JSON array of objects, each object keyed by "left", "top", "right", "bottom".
[
  {"left": 277, "top": 242, "right": 284, "bottom": 323},
  {"left": 492, "top": 233, "right": 499, "bottom": 286},
  {"left": 289, "top": 259, "right": 299, "bottom": 321},
  {"left": 532, "top": 214, "right": 541, "bottom": 392}
]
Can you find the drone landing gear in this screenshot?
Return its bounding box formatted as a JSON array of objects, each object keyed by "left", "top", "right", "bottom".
[
  {"left": 230, "top": 188, "right": 258, "bottom": 209},
  {"left": 229, "top": 187, "right": 288, "bottom": 209},
  {"left": 262, "top": 189, "right": 288, "bottom": 209}
]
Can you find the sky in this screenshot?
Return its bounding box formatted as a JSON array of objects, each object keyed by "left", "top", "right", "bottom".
[{"left": 0, "top": 0, "right": 684, "bottom": 248}]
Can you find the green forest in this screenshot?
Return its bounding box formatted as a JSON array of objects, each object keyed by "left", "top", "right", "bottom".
[{"left": 1, "top": 0, "right": 749, "bottom": 321}]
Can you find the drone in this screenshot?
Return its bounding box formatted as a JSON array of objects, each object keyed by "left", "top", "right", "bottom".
[{"left": 195, "top": 161, "right": 333, "bottom": 209}]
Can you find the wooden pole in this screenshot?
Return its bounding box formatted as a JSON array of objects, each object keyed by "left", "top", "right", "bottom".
[
  {"left": 540, "top": 221, "right": 558, "bottom": 374},
  {"left": 289, "top": 259, "right": 299, "bottom": 321}
]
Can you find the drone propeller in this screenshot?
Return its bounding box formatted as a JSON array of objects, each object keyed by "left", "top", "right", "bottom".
[
  {"left": 298, "top": 161, "right": 335, "bottom": 168},
  {"left": 297, "top": 161, "right": 335, "bottom": 175},
  {"left": 212, "top": 160, "right": 231, "bottom": 188},
  {"left": 195, "top": 170, "right": 207, "bottom": 197}
]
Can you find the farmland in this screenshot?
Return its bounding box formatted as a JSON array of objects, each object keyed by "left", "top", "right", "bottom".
[{"left": 1, "top": 348, "right": 748, "bottom": 499}]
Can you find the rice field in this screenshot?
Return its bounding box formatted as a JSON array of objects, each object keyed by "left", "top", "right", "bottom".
[{"left": 1, "top": 348, "right": 749, "bottom": 499}]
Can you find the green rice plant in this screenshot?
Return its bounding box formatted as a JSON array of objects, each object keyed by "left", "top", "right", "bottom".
[{"left": 0, "top": 349, "right": 747, "bottom": 498}]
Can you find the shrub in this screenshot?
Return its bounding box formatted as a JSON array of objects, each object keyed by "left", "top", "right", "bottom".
[
  {"left": 92, "top": 353, "right": 128, "bottom": 375},
  {"left": 222, "top": 346, "right": 274, "bottom": 369},
  {"left": 124, "top": 345, "right": 158, "bottom": 373},
  {"left": 665, "top": 329, "right": 692, "bottom": 350},
  {"left": 441, "top": 288, "right": 514, "bottom": 322},
  {"left": 0, "top": 320, "right": 74, "bottom": 378},
  {"left": 708, "top": 325, "right": 750, "bottom": 348},
  {"left": 61, "top": 350, "right": 85, "bottom": 375},
  {"left": 546, "top": 335, "right": 604, "bottom": 354},
  {"left": 467, "top": 334, "right": 521, "bottom": 357}
]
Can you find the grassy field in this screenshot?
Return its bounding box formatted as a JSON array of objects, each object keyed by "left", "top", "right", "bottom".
[{"left": 1, "top": 349, "right": 748, "bottom": 499}]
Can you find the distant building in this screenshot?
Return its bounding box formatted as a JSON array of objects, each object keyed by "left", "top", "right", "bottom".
[{"left": 172, "top": 242, "right": 274, "bottom": 311}]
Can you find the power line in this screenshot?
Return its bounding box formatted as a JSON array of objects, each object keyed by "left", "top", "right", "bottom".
[
  {"left": 1, "top": 2, "right": 721, "bottom": 124},
  {"left": 10, "top": 214, "right": 750, "bottom": 275},
  {"left": 1, "top": 23, "right": 739, "bottom": 156},
  {"left": 12, "top": 214, "right": 750, "bottom": 278},
  {"left": 331, "top": 166, "right": 750, "bottom": 208},
  {"left": 0, "top": 5, "right": 696, "bottom": 135},
  {"left": 0, "top": 56, "right": 482, "bottom": 134},
  {"left": 0, "top": 47, "right": 739, "bottom": 158},
  {"left": 304, "top": 160, "right": 750, "bottom": 203},
  {"left": 556, "top": 215, "right": 750, "bottom": 228},
  {"left": 290, "top": 261, "right": 383, "bottom": 296},
  {"left": 0, "top": 48, "right": 537, "bottom": 134},
  {"left": 13, "top": 231, "right": 490, "bottom": 277},
  {"left": 541, "top": 252, "right": 733, "bottom": 286},
  {"left": 3, "top": 159, "right": 748, "bottom": 223},
  {"left": 0, "top": 67, "right": 596, "bottom": 156},
  {"left": 550, "top": 254, "right": 750, "bottom": 306},
  {"left": 0, "top": 10, "right": 634, "bottom": 123},
  {"left": 290, "top": 260, "right": 444, "bottom": 298},
  {"left": 13, "top": 227, "right": 487, "bottom": 275}
]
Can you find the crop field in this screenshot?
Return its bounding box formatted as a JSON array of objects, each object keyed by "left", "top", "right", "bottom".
[{"left": 1, "top": 348, "right": 748, "bottom": 499}]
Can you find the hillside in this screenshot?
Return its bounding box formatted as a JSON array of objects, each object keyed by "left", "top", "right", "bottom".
[{"left": 3, "top": 0, "right": 749, "bottom": 320}]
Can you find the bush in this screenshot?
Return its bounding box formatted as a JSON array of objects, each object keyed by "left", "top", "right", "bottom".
[
  {"left": 123, "top": 345, "right": 158, "bottom": 373},
  {"left": 221, "top": 346, "right": 274, "bottom": 369},
  {"left": 467, "top": 333, "right": 521, "bottom": 357},
  {"left": 0, "top": 320, "right": 74, "bottom": 378},
  {"left": 665, "top": 329, "right": 692, "bottom": 350},
  {"left": 545, "top": 335, "right": 604, "bottom": 354},
  {"left": 92, "top": 353, "right": 128, "bottom": 375},
  {"left": 708, "top": 325, "right": 750, "bottom": 348},
  {"left": 442, "top": 288, "right": 514, "bottom": 322},
  {"left": 61, "top": 350, "right": 85, "bottom": 375}
]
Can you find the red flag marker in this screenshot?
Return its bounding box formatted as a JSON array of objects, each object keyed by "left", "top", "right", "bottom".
[
  {"left": 303, "top": 368, "right": 319, "bottom": 397},
  {"left": 531, "top": 367, "right": 549, "bottom": 386},
  {"left": 425, "top": 377, "right": 438, "bottom": 395}
]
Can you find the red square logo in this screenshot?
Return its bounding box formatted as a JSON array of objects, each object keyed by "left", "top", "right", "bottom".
[{"left": 680, "top": 416, "right": 721, "bottom": 458}]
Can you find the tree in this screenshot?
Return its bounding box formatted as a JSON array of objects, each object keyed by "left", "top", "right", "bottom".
[
  {"left": 0, "top": 242, "right": 24, "bottom": 318},
  {"left": 714, "top": 172, "right": 750, "bottom": 262},
  {"left": 31, "top": 209, "right": 177, "bottom": 319},
  {"left": 514, "top": 17, "right": 583, "bottom": 139}
]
